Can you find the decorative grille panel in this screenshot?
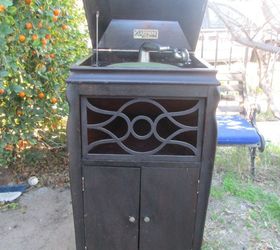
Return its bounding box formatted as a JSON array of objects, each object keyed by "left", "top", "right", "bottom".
[{"left": 81, "top": 97, "right": 205, "bottom": 159}]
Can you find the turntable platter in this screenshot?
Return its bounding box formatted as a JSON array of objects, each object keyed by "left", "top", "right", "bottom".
[{"left": 107, "top": 62, "right": 179, "bottom": 69}]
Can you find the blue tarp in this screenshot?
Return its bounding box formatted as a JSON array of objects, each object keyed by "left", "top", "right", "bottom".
[
  {"left": 0, "top": 184, "right": 27, "bottom": 202},
  {"left": 217, "top": 115, "right": 261, "bottom": 145},
  {"left": 0, "top": 184, "right": 27, "bottom": 193}
]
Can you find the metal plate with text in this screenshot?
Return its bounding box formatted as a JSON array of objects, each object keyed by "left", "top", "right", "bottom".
[{"left": 133, "top": 29, "right": 159, "bottom": 40}]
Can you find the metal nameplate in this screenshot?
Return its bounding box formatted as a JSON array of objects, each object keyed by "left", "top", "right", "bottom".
[{"left": 133, "top": 29, "right": 159, "bottom": 40}]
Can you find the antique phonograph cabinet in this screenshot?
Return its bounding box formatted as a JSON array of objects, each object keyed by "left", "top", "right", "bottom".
[{"left": 67, "top": 0, "right": 220, "bottom": 249}]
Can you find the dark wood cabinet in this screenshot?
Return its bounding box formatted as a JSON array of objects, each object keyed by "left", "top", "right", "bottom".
[
  {"left": 68, "top": 0, "right": 219, "bottom": 249},
  {"left": 139, "top": 167, "right": 199, "bottom": 250},
  {"left": 67, "top": 65, "right": 219, "bottom": 250},
  {"left": 83, "top": 166, "right": 199, "bottom": 250},
  {"left": 83, "top": 167, "right": 140, "bottom": 250}
]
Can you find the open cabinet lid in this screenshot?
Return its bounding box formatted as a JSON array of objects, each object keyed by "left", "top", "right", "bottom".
[{"left": 83, "top": 0, "right": 208, "bottom": 51}]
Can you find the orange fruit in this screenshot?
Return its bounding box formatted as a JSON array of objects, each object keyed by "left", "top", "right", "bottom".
[
  {"left": 4, "top": 144, "right": 14, "bottom": 152},
  {"left": 50, "top": 97, "right": 58, "bottom": 104},
  {"left": 32, "top": 34, "right": 38, "bottom": 41},
  {"left": 38, "top": 21, "right": 43, "bottom": 29},
  {"left": 53, "top": 16, "right": 58, "bottom": 22},
  {"left": 18, "top": 140, "right": 28, "bottom": 150},
  {"left": 25, "top": 0, "right": 32, "bottom": 5},
  {"left": 62, "top": 24, "right": 68, "bottom": 30},
  {"left": 25, "top": 22, "right": 33, "bottom": 30},
  {"left": 38, "top": 92, "right": 45, "bottom": 99},
  {"left": 51, "top": 123, "right": 57, "bottom": 129},
  {"left": 53, "top": 9, "right": 60, "bottom": 16},
  {"left": 0, "top": 4, "right": 5, "bottom": 12},
  {"left": 45, "top": 34, "right": 51, "bottom": 40},
  {"left": 50, "top": 53, "right": 55, "bottom": 59},
  {"left": 18, "top": 91, "right": 26, "bottom": 98},
  {"left": 19, "top": 35, "right": 26, "bottom": 43},
  {"left": 41, "top": 38, "right": 47, "bottom": 46},
  {"left": 0, "top": 89, "right": 5, "bottom": 95}
]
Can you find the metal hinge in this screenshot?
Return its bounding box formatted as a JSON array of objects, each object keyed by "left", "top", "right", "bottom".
[
  {"left": 82, "top": 177, "right": 85, "bottom": 192},
  {"left": 85, "top": 246, "right": 87, "bottom": 250},
  {"left": 197, "top": 179, "right": 200, "bottom": 195}
]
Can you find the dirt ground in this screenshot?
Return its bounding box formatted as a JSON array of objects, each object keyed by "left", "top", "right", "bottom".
[
  {"left": 204, "top": 183, "right": 280, "bottom": 250},
  {"left": 1, "top": 123, "right": 279, "bottom": 250},
  {"left": 0, "top": 188, "right": 75, "bottom": 250},
  {"left": 1, "top": 184, "right": 279, "bottom": 250}
]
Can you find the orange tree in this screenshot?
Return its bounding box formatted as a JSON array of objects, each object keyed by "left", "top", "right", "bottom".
[{"left": 0, "top": 0, "right": 88, "bottom": 166}]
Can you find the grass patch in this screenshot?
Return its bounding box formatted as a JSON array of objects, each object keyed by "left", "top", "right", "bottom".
[
  {"left": 215, "top": 144, "right": 280, "bottom": 172},
  {"left": 210, "top": 186, "right": 225, "bottom": 200},
  {"left": 215, "top": 147, "right": 250, "bottom": 173},
  {"left": 205, "top": 143, "right": 280, "bottom": 248},
  {"left": 215, "top": 144, "right": 280, "bottom": 186},
  {"left": 257, "top": 109, "right": 279, "bottom": 122},
  {"left": 212, "top": 144, "right": 280, "bottom": 227},
  {"left": 202, "top": 240, "right": 227, "bottom": 250},
  {"left": 259, "top": 143, "right": 280, "bottom": 167},
  {"left": 0, "top": 202, "right": 20, "bottom": 211},
  {"left": 223, "top": 173, "right": 280, "bottom": 226}
]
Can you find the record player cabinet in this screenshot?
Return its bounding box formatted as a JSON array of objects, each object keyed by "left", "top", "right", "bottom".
[
  {"left": 67, "top": 67, "right": 219, "bottom": 250},
  {"left": 67, "top": 0, "right": 219, "bottom": 249}
]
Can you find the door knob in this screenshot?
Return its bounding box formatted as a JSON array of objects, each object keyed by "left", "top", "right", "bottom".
[
  {"left": 129, "top": 216, "right": 136, "bottom": 223},
  {"left": 144, "top": 216, "right": 151, "bottom": 223}
]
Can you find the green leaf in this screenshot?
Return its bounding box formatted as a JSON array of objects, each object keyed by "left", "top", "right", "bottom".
[
  {"left": 32, "top": 39, "right": 41, "bottom": 47},
  {"left": 5, "top": 15, "right": 15, "bottom": 25},
  {"left": 8, "top": 6, "right": 16, "bottom": 14},
  {"left": 0, "top": 37, "right": 6, "bottom": 48},
  {"left": 0, "top": 24, "right": 13, "bottom": 36},
  {"left": 11, "top": 85, "right": 23, "bottom": 93},
  {"left": 0, "top": 0, "right": 13, "bottom": 7},
  {"left": 0, "top": 70, "right": 8, "bottom": 78}
]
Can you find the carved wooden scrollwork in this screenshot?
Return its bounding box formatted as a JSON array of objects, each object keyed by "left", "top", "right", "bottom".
[{"left": 82, "top": 97, "right": 204, "bottom": 157}]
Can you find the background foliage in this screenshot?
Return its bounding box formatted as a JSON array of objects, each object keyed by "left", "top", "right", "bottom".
[{"left": 0, "top": 0, "right": 88, "bottom": 166}]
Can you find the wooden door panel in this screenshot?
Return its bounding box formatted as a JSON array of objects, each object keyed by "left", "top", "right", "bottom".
[
  {"left": 83, "top": 167, "right": 140, "bottom": 250},
  {"left": 140, "top": 167, "right": 199, "bottom": 250}
]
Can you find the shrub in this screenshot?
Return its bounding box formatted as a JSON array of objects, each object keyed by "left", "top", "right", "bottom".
[{"left": 0, "top": 0, "right": 88, "bottom": 166}]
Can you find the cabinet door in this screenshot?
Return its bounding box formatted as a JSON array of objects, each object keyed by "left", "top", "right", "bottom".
[
  {"left": 140, "top": 167, "right": 199, "bottom": 250},
  {"left": 83, "top": 167, "right": 140, "bottom": 250}
]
